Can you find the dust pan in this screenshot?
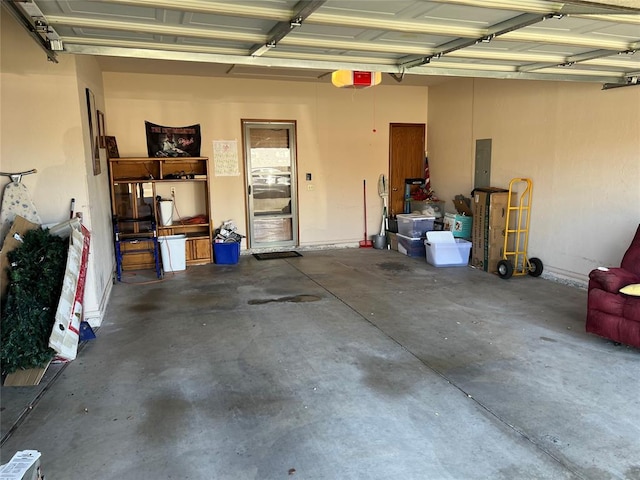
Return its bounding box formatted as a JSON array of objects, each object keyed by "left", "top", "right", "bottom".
[{"left": 359, "top": 179, "right": 373, "bottom": 248}]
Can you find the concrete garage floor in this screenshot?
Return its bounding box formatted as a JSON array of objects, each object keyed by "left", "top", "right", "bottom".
[{"left": 1, "top": 248, "right": 639, "bottom": 479}]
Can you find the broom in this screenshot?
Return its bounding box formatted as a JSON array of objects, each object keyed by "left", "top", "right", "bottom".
[{"left": 359, "top": 179, "right": 373, "bottom": 248}]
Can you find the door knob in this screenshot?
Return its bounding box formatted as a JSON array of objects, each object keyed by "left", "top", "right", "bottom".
[{"left": 392, "top": 187, "right": 398, "bottom": 191}]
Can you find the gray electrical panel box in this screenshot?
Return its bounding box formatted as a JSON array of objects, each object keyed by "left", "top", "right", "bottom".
[{"left": 474, "top": 139, "right": 492, "bottom": 189}]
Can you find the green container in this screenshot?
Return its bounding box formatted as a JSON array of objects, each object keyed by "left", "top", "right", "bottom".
[{"left": 444, "top": 213, "right": 473, "bottom": 239}]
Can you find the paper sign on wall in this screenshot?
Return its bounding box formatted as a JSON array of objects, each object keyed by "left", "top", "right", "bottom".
[{"left": 213, "top": 140, "right": 240, "bottom": 176}]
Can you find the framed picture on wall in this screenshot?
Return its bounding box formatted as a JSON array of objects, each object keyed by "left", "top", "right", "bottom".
[
  {"left": 85, "top": 88, "right": 101, "bottom": 175},
  {"left": 105, "top": 136, "right": 120, "bottom": 159},
  {"left": 97, "top": 110, "right": 106, "bottom": 148}
]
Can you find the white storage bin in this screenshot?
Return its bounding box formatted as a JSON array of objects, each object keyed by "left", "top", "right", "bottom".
[
  {"left": 410, "top": 200, "right": 445, "bottom": 218},
  {"left": 425, "top": 231, "right": 472, "bottom": 267},
  {"left": 158, "top": 234, "right": 186, "bottom": 272}
]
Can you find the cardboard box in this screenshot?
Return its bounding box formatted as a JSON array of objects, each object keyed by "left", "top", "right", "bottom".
[
  {"left": 0, "top": 216, "right": 40, "bottom": 301},
  {"left": 471, "top": 188, "right": 514, "bottom": 273},
  {"left": 387, "top": 232, "right": 398, "bottom": 251},
  {"left": 452, "top": 196, "right": 473, "bottom": 216},
  {"left": 3, "top": 362, "right": 51, "bottom": 387}
]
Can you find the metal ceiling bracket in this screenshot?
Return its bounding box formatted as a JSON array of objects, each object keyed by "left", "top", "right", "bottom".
[
  {"left": 399, "top": 12, "right": 548, "bottom": 69},
  {"left": 251, "top": 41, "right": 276, "bottom": 58},
  {"left": 519, "top": 48, "right": 633, "bottom": 73},
  {"left": 399, "top": 56, "right": 432, "bottom": 69},
  {"left": 602, "top": 75, "right": 640, "bottom": 90},
  {"left": 388, "top": 70, "right": 406, "bottom": 83},
  {"left": 249, "top": 0, "right": 326, "bottom": 57},
  {"left": 1, "top": 0, "right": 58, "bottom": 63},
  {"left": 558, "top": 1, "right": 640, "bottom": 15}
]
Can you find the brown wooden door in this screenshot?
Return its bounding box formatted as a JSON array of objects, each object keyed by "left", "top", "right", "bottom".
[{"left": 389, "top": 124, "right": 426, "bottom": 216}]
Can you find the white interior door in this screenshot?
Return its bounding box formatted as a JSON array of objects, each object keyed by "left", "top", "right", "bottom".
[{"left": 243, "top": 121, "right": 298, "bottom": 248}]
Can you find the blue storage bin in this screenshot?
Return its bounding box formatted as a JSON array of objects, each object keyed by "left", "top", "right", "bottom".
[
  {"left": 396, "top": 233, "right": 426, "bottom": 258},
  {"left": 213, "top": 241, "right": 240, "bottom": 264}
]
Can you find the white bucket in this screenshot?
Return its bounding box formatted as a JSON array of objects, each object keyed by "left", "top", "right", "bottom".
[
  {"left": 158, "top": 200, "right": 173, "bottom": 226},
  {"left": 158, "top": 234, "right": 186, "bottom": 272}
]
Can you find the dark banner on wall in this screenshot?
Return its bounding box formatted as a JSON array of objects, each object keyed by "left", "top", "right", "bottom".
[{"left": 145, "top": 121, "right": 201, "bottom": 157}]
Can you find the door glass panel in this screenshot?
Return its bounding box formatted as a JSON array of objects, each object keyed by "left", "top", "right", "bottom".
[
  {"left": 252, "top": 149, "right": 292, "bottom": 216},
  {"left": 253, "top": 217, "right": 293, "bottom": 243}
]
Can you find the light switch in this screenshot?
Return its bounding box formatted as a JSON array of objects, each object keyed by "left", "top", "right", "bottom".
[{"left": 306, "top": 173, "right": 312, "bottom": 181}]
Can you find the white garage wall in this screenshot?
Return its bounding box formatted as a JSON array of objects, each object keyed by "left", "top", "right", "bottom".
[
  {"left": 5, "top": 6, "right": 637, "bottom": 308},
  {"left": 428, "top": 78, "right": 640, "bottom": 286},
  {"left": 102, "top": 72, "right": 429, "bottom": 247},
  {"left": 73, "top": 55, "right": 116, "bottom": 327},
  {"left": 1, "top": 14, "right": 114, "bottom": 326}
]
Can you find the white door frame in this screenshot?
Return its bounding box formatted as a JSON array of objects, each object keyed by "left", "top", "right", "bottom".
[{"left": 243, "top": 120, "right": 298, "bottom": 249}]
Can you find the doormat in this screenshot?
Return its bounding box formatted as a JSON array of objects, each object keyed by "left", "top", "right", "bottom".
[{"left": 253, "top": 251, "right": 302, "bottom": 260}]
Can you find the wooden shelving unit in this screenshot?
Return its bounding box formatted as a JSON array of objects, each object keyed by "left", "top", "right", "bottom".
[{"left": 109, "top": 157, "right": 213, "bottom": 271}]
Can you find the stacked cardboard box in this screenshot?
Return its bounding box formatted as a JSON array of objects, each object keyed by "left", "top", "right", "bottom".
[
  {"left": 471, "top": 188, "right": 514, "bottom": 273},
  {"left": 387, "top": 231, "right": 398, "bottom": 251}
]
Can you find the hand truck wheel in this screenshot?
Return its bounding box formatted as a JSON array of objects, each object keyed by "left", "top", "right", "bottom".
[
  {"left": 528, "top": 257, "right": 544, "bottom": 277},
  {"left": 497, "top": 259, "right": 514, "bottom": 279}
]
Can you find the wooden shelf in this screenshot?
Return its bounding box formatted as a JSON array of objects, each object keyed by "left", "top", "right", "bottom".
[{"left": 109, "top": 157, "right": 212, "bottom": 270}]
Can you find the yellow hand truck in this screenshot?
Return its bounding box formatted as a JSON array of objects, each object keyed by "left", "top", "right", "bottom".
[{"left": 497, "top": 178, "right": 543, "bottom": 279}]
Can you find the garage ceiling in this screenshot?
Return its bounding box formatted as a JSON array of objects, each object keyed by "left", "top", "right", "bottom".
[{"left": 4, "top": 0, "right": 640, "bottom": 88}]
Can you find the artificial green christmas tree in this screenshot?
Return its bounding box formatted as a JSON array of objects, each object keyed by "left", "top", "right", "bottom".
[{"left": 1, "top": 228, "right": 68, "bottom": 375}]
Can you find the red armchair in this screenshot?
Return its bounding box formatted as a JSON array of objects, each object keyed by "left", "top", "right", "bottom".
[{"left": 586, "top": 225, "right": 640, "bottom": 348}]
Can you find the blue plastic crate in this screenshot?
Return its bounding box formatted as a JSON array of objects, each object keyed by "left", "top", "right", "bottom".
[{"left": 213, "top": 242, "right": 240, "bottom": 264}]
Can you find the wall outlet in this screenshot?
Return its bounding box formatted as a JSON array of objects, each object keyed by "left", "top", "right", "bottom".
[{"left": 170, "top": 187, "right": 176, "bottom": 196}]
